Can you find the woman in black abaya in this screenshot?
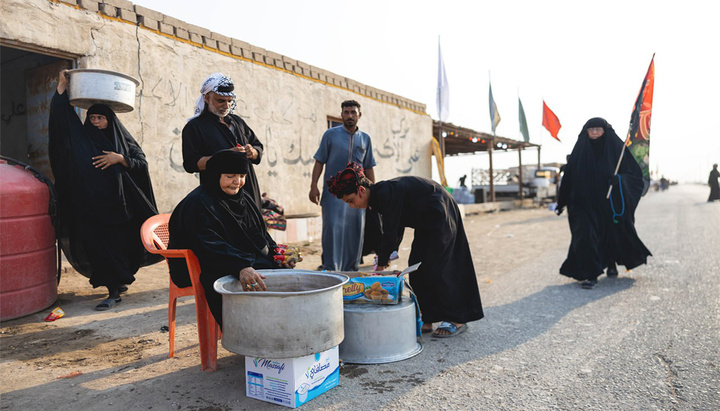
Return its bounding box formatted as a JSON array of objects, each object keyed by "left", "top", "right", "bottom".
[
  {"left": 168, "top": 150, "right": 294, "bottom": 328},
  {"left": 556, "top": 117, "right": 651, "bottom": 289},
  {"left": 328, "top": 163, "right": 483, "bottom": 338},
  {"left": 49, "top": 70, "right": 161, "bottom": 310}
]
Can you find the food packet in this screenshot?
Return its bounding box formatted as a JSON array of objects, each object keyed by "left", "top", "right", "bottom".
[{"left": 44, "top": 307, "right": 65, "bottom": 322}]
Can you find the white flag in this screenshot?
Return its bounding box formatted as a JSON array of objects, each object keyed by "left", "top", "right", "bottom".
[{"left": 436, "top": 40, "right": 449, "bottom": 122}]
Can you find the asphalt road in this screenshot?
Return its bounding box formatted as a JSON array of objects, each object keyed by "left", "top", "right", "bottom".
[{"left": 317, "top": 183, "right": 720, "bottom": 410}]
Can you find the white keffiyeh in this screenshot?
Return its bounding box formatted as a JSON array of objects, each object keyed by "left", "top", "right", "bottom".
[{"left": 188, "top": 72, "right": 237, "bottom": 121}]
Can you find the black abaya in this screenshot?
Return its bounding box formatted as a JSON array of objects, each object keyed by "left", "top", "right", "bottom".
[
  {"left": 168, "top": 177, "right": 278, "bottom": 328},
  {"left": 368, "top": 176, "right": 484, "bottom": 324},
  {"left": 708, "top": 168, "right": 720, "bottom": 201},
  {"left": 557, "top": 118, "right": 651, "bottom": 281},
  {"left": 182, "top": 110, "right": 264, "bottom": 209},
  {"left": 48, "top": 91, "right": 161, "bottom": 288}
]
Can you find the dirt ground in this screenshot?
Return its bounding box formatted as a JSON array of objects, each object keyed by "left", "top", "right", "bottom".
[{"left": 0, "top": 205, "right": 566, "bottom": 410}]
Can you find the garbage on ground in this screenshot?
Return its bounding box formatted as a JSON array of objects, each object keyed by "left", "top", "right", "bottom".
[{"left": 44, "top": 307, "right": 65, "bottom": 322}]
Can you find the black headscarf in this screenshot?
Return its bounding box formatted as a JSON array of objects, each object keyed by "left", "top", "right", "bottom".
[{"left": 201, "top": 150, "right": 267, "bottom": 251}]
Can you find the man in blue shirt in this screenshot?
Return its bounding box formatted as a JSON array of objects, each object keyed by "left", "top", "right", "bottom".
[{"left": 309, "top": 100, "right": 376, "bottom": 271}]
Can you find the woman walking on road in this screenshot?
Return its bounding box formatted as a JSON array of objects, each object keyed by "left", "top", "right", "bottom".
[{"left": 555, "top": 117, "right": 651, "bottom": 289}]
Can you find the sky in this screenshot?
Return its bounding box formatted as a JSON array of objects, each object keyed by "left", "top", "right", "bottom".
[{"left": 134, "top": 0, "right": 719, "bottom": 184}]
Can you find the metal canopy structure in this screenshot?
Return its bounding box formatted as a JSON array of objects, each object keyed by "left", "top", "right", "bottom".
[
  {"left": 433, "top": 120, "right": 542, "bottom": 202},
  {"left": 433, "top": 121, "right": 540, "bottom": 156}
]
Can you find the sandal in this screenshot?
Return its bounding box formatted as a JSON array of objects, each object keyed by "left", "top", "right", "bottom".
[
  {"left": 95, "top": 296, "right": 121, "bottom": 311},
  {"left": 432, "top": 321, "right": 467, "bottom": 338},
  {"left": 580, "top": 279, "right": 597, "bottom": 289}
]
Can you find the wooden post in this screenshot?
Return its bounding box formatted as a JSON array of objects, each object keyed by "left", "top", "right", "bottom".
[
  {"left": 438, "top": 121, "right": 446, "bottom": 158},
  {"left": 518, "top": 147, "right": 524, "bottom": 200},
  {"left": 537, "top": 146, "right": 541, "bottom": 169}
]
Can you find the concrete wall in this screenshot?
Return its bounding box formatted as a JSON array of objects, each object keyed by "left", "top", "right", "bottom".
[{"left": 0, "top": 0, "right": 432, "bottom": 215}]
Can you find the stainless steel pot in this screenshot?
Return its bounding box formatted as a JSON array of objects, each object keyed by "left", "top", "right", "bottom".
[
  {"left": 214, "top": 270, "right": 348, "bottom": 358},
  {"left": 339, "top": 299, "right": 423, "bottom": 364},
  {"left": 67, "top": 69, "right": 139, "bottom": 113}
]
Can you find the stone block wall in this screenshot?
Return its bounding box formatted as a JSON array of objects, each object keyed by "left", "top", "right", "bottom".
[{"left": 1, "top": 0, "right": 432, "bottom": 216}]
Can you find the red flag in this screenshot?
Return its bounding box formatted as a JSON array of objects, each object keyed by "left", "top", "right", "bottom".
[{"left": 542, "top": 100, "right": 561, "bottom": 141}]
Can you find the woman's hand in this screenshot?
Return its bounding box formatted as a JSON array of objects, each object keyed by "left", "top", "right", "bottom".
[
  {"left": 57, "top": 70, "right": 69, "bottom": 94},
  {"left": 92, "top": 151, "right": 129, "bottom": 170},
  {"left": 278, "top": 260, "right": 296, "bottom": 269},
  {"left": 239, "top": 267, "right": 267, "bottom": 291}
]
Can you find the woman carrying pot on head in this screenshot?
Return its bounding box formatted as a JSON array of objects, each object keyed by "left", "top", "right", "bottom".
[
  {"left": 555, "top": 117, "right": 652, "bottom": 289},
  {"left": 328, "top": 163, "right": 484, "bottom": 338},
  {"left": 49, "top": 70, "right": 161, "bottom": 311},
  {"left": 168, "top": 149, "right": 295, "bottom": 329}
]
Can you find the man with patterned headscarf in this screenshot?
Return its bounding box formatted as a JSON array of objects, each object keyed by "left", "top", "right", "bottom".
[{"left": 182, "top": 72, "right": 264, "bottom": 209}]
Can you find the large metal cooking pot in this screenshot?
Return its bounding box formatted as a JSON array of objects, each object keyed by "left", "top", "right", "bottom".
[
  {"left": 67, "top": 69, "right": 139, "bottom": 113},
  {"left": 214, "top": 270, "right": 349, "bottom": 358},
  {"left": 339, "top": 299, "right": 423, "bottom": 364}
]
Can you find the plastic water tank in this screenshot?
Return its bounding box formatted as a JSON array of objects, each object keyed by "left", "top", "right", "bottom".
[{"left": 0, "top": 161, "right": 57, "bottom": 321}]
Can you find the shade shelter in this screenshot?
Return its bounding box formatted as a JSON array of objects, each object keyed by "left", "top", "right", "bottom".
[{"left": 433, "top": 121, "right": 541, "bottom": 202}]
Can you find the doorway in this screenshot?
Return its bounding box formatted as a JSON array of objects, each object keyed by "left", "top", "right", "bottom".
[{"left": 1, "top": 45, "right": 73, "bottom": 178}]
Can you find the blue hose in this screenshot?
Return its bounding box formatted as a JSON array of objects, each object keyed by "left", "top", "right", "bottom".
[{"left": 609, "top": 174, "right": 625, "bottom": 224}]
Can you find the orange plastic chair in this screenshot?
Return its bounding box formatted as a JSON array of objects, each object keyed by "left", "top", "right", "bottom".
[{"left": 140, "top": 213, "right": 220, "bottom": 372}]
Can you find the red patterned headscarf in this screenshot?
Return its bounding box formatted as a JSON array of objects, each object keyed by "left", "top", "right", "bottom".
[{"left": 328, "top": 162, "right": 366, "bottom": 198}]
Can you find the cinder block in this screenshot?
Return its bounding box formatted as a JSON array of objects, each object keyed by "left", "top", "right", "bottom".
[
  {"left": 189, "top": 32, "right": 202, "bottom": 44},
  {"left": 162, "top": 15, "right": 185, "bottom": 28},
  {"left": 117, "top": 8, "right": 136, "bottom": 22},
  {"left": 138, "top": 16, "right": 159, "bottom": 30},
  {"left": 175, "top": 26, "right": 189, "bottom": 40},
  {"left": 252, "top": 51, "right": 265, "bottom": 63},
  {"left": 217, "top": 41, "right": 230, "bottom": 53},
  {"left": 98, "top": 3, "right": 116, "bottom": 17},
  {"left": 102, "top": 0, "right": 133, "bottom": 9},
  {"left": 231, "top": 39, "right": 252, "bottom": 58},
  {"left": 158, "top": 21, "right": 174, "bottom": 35},
  {"left": 78, "top": 0, "right": 98, "bottom": 11},
  {"left": 283, "top": 61, "right": 294, "bottom": 71},
  {"left": 58, "top": 0, "right": 78, "bottom": 6},
  {"left": 230, "top": 45, "right": 243, "bottom": 57},
  {"left": 187, "top": 24, "right": 211, "bottom": 38},
  {"left": 231, "top": 38, "right": 251, "bottom": 48},
  {"left": 133, "top": 5, "right": 163, "bottom": 21},
  {"left": 211, "top": 32, "right": 231, "bottom": 45},
  {"left": 203, "top": 37, "right": 217, "bottom": 49}
]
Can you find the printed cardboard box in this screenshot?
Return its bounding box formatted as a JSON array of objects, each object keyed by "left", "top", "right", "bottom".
[
  {"left": 342, "top": 263, "right": 421, "bottom": 305},
  {"left": 245, "top": 346, "right": 339, "bottom": 408}
]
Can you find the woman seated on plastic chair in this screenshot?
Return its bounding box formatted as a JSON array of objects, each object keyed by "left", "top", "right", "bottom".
[{"left": 168, "top": 149, "right": 294, "bottom": 328}]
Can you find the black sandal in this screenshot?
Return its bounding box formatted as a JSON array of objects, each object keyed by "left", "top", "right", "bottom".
[{"left": 95, "top": 296, "right": 121, "bottom": 311}]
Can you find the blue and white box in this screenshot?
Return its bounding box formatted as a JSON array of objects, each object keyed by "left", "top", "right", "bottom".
[{"left": 245, "top": 345, "right": 339, "bottom": 408}]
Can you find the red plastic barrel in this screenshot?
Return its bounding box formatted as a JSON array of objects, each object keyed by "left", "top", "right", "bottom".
[{"left": 0, "top": 162, "right": 57, "bottom": 321}]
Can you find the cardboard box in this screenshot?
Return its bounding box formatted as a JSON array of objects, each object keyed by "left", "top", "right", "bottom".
[
  {"left": 341, "top": 263, "right": 420, "bottom": 305},
  {"left": 245, "top": 346, "right": 339, "bottom": 408}
]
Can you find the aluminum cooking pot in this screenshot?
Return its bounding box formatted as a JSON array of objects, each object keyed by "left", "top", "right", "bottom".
[
  {"left": 215, "top": 270, "right": 349, "bottom": 358},
  {"left": 67, "top": 69, "right": 139, "bottom": 113}
]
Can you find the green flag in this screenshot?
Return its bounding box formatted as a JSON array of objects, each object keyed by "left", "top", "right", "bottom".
[{"left": 518, "top": 97, "right": 529, "bottom": 143}]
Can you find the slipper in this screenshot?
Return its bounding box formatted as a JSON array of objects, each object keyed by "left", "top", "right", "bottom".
[
  {"left": 95, "top": 296, "right": 121, "bottom": 311},
  {"left": 432, "top": 321, "right": 467, "bottom": 338}
]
